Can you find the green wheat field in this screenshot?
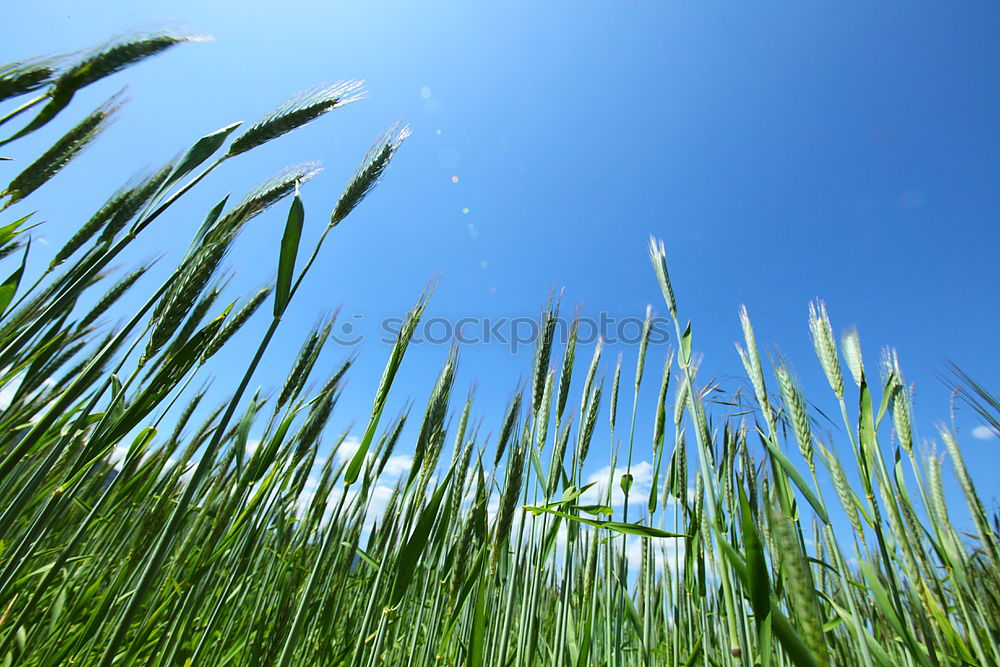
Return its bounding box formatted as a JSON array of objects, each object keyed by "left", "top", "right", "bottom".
[{"left": 0, "top": 31, "right": 997, "bottom": 667}]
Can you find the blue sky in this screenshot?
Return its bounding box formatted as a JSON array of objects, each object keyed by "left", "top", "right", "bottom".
[{"left": 3, "top": 1, "right": 998, "bottom": 526}]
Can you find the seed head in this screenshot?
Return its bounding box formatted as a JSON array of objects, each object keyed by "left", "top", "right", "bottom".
[
  {"left": 842, "top": 328, "right": 864, "bottom": 387},
  {"left": 808, "top": 300, "right": 843, "bottom": 399},
  {"left": 227, "top": 81, "right": 365, "bottom": 157},
  {"left": 3, "top": 96, "right": 119, "bottom": 206},
  {"left": 57, "top": 30, "right": 204, "bottom": 94},
  {"left": 0, "top": 56, "right": 61, "bottom": 102},
  {"left": 330, "top": 123, "right": 410, "bottom": 226},
  {"left": 648, "top": 237, "right": 677, "bottom": 318},
  {"left": 776, "top": 364, "right": 814, "bottom": 470}
]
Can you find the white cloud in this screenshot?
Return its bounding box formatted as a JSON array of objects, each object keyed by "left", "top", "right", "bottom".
[
  {"left": 315, "top": 483, "right": 401, "bottom": 532},
  {"left": 971, "top": 425, "right": 998, "bottom": 440},
  {"left": 109, "top": 445, "right": 129, "bottom": 469},
  {"left": 335, "top": 437, "right": 361, "bottom": 462},
  {"left": 0, "top": 373, "right": 24, "bottom": 410},
  {"left": 364, "top": 484, "right": 397, "bottom": 526},
  {"left": 332, "top": 436, "right": 412, "bottom": 479},
  {"left": 623, "top": 535, "right": 686, "bottom": 574},
  {"left": 0, "top": 385, "right": 16, "bottom": 411},
  {"left": 505, "top": 521, "right": 686, "bottom": 576},
  {"left": 178, "top": 461, "right": 196, "bottom": 486},
  {"left": 580, "top": 461, "right": 654, "bottom": 509},
  {"left": 296, "top": 437, "right": 414, "bottom": 527},
  {"left": 329, "top": 432, "right": 412, "bottom": 475},
  {"left": 381, "top": 454, "right": 413, "bottom": 478},
  {"left": 0, "top": 372, "right": 57, "bottom": 413}
]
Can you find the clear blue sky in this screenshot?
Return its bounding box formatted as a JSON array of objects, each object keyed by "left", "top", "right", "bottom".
[{"left": 4, "top": 1, "right": 999, "bottom": 521}]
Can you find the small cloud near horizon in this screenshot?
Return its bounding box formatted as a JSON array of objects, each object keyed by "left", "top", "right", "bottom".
[{"left": 971, "top": 425, "right": 998, "bottom": 440}]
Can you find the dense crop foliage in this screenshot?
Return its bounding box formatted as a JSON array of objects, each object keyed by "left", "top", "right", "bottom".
[{"left": 0, "top": 33, "right": 998, "bottom": 666}]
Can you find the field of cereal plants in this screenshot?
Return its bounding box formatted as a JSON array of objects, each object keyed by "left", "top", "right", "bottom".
[{"left": 0, "top": 31, "right": 997, "bottom": 667}]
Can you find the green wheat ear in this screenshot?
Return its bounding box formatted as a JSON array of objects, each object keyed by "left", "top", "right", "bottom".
[
  {"left": 556, "top": 310, "right": 581, "bottom": 422},
  {"left": 531, "top": 292, "right": 560, "bottom": 415},
  {"left": 775, "top": 364, "right": 814, "bottom": 470},
  {"left": 2, "top": 30, "right": 204, "bottom": 145},
  {"left": 77, "top": 263, "right": 153, "bottom": 330},
  {"left": 330, "top": 123, "right": 410, "bottom": 226},
  {"left": 2, "top": 95, "right": 120, "bottom": 207},
  {"left": 808, "top": 300, "right": 843, "bottom": 399},
  {"left": 227, "top": 81, "right": 365, "bottom": 157},
  {"left": 819, "top": 441, "right": 865, "bottom": 536},
  {"left": 276, "top": 317, "right": 335, "bottom": 411},
  {"left": 56, "top": 30, "right": 206, "bottom": 92},
  {"left": 493, "top": 431, "right": 527, "bottom": 567},
  {"left": 647, "top": 236, "right": 677, "bottom": 319},
  {"left": 578, "top": 380, "right": 603, "bottom": 466},
  {"left": 0, "top": 56, "right": 62, "bottom": 103},
  {"left": 735, "top": 304, "right": 774, "bottom": 428},
  {"left": 202, "top": 286, "right": 273, "bottom": 360},
  {"left": 494, "top": 391, "right": 522, "bottom": 468},
  {"left": 841, "top": 327, "right": 864, "bottom": 388},
  {"left": 144, "top": 158, "right": 316, "bottom": 358},
  {"left": 210, "top": 162, "right": 322, "bottom": 241},
  {"left": 50, "top": 163, "right": 172, "bottom": 269}
]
